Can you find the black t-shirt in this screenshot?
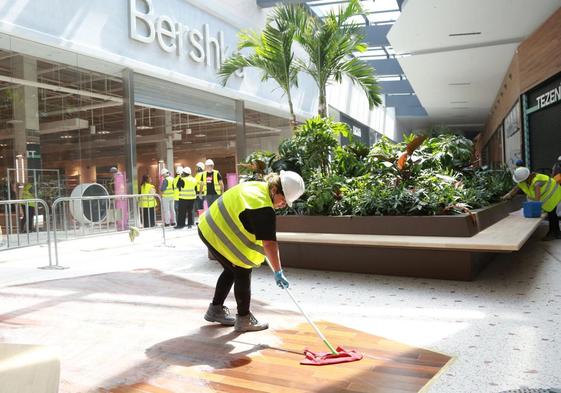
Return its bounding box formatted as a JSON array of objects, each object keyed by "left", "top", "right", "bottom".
[
  {"left": 205, "top": 171, "right": 223, "bottom": 195},
  {"left": 239, "top": 207, "right": 276, "bottom": 241}
]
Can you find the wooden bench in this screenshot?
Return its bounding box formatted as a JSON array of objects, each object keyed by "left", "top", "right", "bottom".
[{"left": 277, "top": 211, "right": 545, "bottom": 281}]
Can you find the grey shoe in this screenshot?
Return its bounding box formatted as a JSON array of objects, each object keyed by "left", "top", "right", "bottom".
[
  {"left": 204, "top": 303, "right": 235, "bottom": 326},
  {"left": 234, "top": 313, "right": 269, "bottom": 332}
]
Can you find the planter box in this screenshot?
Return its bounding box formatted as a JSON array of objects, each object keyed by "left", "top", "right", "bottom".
[
  {"left": 277, "top": 198, "right": 524, "bottom": 281},
  {"left": 277, "top": 198, "right": 523, "bottom": 237}
]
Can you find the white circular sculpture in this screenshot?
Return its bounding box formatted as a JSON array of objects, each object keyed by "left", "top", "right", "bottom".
[{"left": 69, "top": 183, "right": 109, "bottom": 225}]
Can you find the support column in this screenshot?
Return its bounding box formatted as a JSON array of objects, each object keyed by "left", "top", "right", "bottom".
[
  {"left": 163, "top": 110, "right": 174, "bottom": 171},
  {"left": 122, "top": 69, "right": 137, "bottom": 194},
  {"left": 12, "top": 55, "right": 40, "bottom": 194},
  {"left": 235, "top": 100, "right": 246, "bottom": 167}
]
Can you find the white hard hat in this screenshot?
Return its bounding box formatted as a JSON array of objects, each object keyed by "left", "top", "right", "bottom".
[
  {"left": 512, "top": 166, "right": 530, "bottom": 183},
  {"left": 280, "top": 170, "right": 305, "bottom": 207},
  {"left": 196, "top": 162, "right": 205, "bottom": 170},
  {"left": 175, "top": 166, "right": 183, "bottom": 175},
  {"left": 183, "top": 166, "right": 192, "bottom": 175},
  {"left": 161, "top": 168, "right": 170, "bottom": 175},
  {"left": 557, "top": 155, "right": 561, "bottom": 162},
  {"left": 205, "top": 159, "right": 214, "bottom": 166}
]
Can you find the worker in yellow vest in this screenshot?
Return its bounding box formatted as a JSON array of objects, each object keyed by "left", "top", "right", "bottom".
[
  {"left": 503, "top": 167, "right": 561, "bottom": 240},
  {"left": 200, "top": 159, "right": 224, "bottom": 208},
  {"left": 176, "top": 167, "right": 198, "bottom": 229},
  {"left": 199, "top": 171, "right": 305, "bottom": 332},
  {"left": 139, "top": 174, "right": 157, "bottom": 228},
  {"left": 159, "top": 168, "right": 176, "bottom": 227},
  {"left": 173, "top": 166, "right": 183, "bottom": 220},
  {"left": 19, "top": 182, "right": 36, "bottom": 233},
  {"left": 194, "top": 162, "right": 205, "bottom": 220}
]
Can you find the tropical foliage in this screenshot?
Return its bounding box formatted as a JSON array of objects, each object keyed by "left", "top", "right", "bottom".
[
  {"left": 219, "top": 0, "right": 382, "bottom": 123},
  {"left": 240, "top": 117, "right": 514, "bottom": 216}
]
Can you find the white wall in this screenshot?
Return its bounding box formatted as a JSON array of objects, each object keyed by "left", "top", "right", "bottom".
[{"left": 327, "top": 77, "right": 397, "bottom": 140}]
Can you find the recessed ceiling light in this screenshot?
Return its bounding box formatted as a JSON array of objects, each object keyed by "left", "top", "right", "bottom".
[
  {"left": 7, "top": 119, "right": 23, "bottom": 124},
  {"left": 0, "top": 144, "right": 7, "bottom": 147},
  {"left": 97, "top": 130, "right": 111, "bottom": 135},
  {"left": 450, "top": 101, "right": 468, "bottom": 104},
  {"left": 60, "top": 135, "right": 73, "bottom": 139},
  {"left": 448, "top": 82, "right": 471, "bottom": 86},
  {"left": 449, "top": 32, "right": 481, "bottom": 37},
  {"left": 195, "top": 134, "right": 206, "bottom": 138},
  {"left": 136, "top": 125, "right": 153, "bottom": 130}
]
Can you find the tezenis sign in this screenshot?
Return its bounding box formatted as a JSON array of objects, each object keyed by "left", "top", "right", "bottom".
[{"left": 129, "top": 0, "right": 241, "bottom": 76}]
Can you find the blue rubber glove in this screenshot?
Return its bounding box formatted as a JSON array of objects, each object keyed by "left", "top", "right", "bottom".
[{"left": 274, "top": 269, "right": 290, "bottom": 289}]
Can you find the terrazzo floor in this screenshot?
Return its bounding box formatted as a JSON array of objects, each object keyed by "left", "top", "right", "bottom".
[{"left": 0, "top": 222, "right": 560, "bottom": 392}]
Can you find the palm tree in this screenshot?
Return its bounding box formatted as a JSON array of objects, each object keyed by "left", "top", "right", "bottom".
[
  {"left": 286, "top": 0, "right": 382, "bottom": 117},
  {"left": 218, "top": 4, "right": 307, "bottom": 127}
]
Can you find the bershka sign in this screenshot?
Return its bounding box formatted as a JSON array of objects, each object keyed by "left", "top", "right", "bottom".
[
  {"left": 535, "top": 82, "right": 561, "bottom": 110},
  {"left": 129, "top": 0, "right": 240, "bottom": 75}
]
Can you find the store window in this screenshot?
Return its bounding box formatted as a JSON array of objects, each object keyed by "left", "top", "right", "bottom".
[
  {"left": 0, "top": 48, "right": 125, "bottom": 203},
  {"left": 487, "top": 125, "right": 505, "bottom": 169},
  {"left": 244, "top": 108, "right": 292, "bottom": 155}
]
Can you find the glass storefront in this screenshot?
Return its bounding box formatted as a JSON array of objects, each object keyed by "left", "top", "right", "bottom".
[
  {"left": 0, "top": 48, "right": 125, "bottom": 203},
  {"left": 0, "top": 45, "right": 293, "bottom": 203}
]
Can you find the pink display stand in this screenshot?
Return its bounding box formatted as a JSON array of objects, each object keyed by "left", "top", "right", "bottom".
[
  {"left": 226, "top": 173, "right": 238, "bottom": 190},
  {"left": 113, "top": 171, "right": 129, "bottom": 231}
]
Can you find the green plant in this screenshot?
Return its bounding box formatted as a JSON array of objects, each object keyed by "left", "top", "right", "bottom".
[
  {"left": 275, "top": 0, "right": 382, "bottom": 117},
  {"left": 277, "top": 116, "right": 349, "bottom": 178},
  {"left": 218, "top": 4, "right": 306, "bottom": 127}
]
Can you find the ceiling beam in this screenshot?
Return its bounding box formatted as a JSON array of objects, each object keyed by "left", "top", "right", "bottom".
[{"left": 367, "top": 58, "right": 403, "bottom": 75}]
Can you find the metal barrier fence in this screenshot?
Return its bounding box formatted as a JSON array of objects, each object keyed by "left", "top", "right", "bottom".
[
  {"left": 0, "top": 198, "right": 53, "bottom": 268},
  {"left": 50, "top": 193, "right": 166, "bottom": 269}
]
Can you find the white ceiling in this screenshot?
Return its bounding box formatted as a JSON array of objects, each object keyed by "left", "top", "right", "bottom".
[{"left": 387, "top": 0, "right": 561, "bottom": 132}]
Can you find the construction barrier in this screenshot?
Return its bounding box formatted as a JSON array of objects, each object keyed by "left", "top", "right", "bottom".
[
  {"left": 0, "top": 198, "right": 53, "bottom": 268},
  {"left": 50, "top": 194, "right": 166, "bottom": 268}
]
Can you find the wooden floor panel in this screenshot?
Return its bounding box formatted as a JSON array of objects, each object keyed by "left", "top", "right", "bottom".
[{"left": 0, "top": 269, "right": 451, "bottom": 393}]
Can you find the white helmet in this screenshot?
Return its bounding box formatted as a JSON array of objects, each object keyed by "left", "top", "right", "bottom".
[
  {"left": 205, "top": 159, "right": 214, "bottom": 166},
  {"left": 183, "top": 166, "right": 192, "bottom": 175},
  {"left": 196, "top": 162, "right": 205, "bottom": 170},
  {"left": 161, "top": 168, "right": 170, "bottom": 176},
  {"left": 175, "top": 166, "right": 183, "bottom": 175},
  {"left": 280, "top": 170, "right": 305, "bottom": 207},
  {"left": 512, "top": 166, "right": 530, "bottom": 183},
  {"left": 557, "top": 155, "right": 561, "bottom": 162}
]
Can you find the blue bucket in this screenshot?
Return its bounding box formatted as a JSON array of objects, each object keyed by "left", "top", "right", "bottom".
[{"left": 523, "top": 201, "right": 542, "bottom": 218}]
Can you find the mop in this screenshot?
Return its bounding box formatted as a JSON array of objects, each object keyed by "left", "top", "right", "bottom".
[{"left": 265, "top": 259, "right": 363, "bottom": 366}]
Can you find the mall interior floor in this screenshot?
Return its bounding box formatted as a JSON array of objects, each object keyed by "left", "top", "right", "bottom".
[{"left": 0, "top": 224, "right": 560, "bottom": 392}]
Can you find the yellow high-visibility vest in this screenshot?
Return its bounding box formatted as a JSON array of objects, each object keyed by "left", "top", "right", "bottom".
[
  {"left": 199, "top": 181, "right": 273, "bottom": 269},
  {"left": 162, "top": 176, "right": 174, "bottom": 199},
  {"left": 173, "top": 175, "right": 181, "bottom": 201},
  {"left": 195, "top": 171, "right": 204, "bottom": 194},
  {"left": 518, "top": 173, "right": 561, "bottom": 212},
  {"left": 179, "top": 175, "right": 198, "bottom": 200},
  {"left": 21, "top": 184, "right": 36, "bottom": 208},
  {"left": 139, "top": 183, "right": 157, "bottom": 208},
  {"left": 200, "top": 170, "right": 222, "bottom": 196}
]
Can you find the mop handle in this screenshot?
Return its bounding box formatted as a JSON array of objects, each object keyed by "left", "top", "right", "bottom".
[
  {"left": 265, "top": 258, "right": 338, "bottom": 355},
  {"left": 284, "top": 287, "right": 338, "bottom": 355}
]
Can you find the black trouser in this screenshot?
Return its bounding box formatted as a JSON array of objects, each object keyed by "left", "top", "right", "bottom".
[
  {"left": 548, "top": 209, "right": 560, "bottom": 234},
  {"left": 199, "top": 229, "right": 252, "bottom": 316},
  {"left": 142, "top": 207, "right": 155, "bottom": 228},
  {"left": 20, "top": 205, "right": 35, "bottom": 233},
  {"left": 177, "top": 199, "right": 195, "bottom": 227}
]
